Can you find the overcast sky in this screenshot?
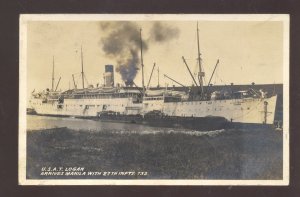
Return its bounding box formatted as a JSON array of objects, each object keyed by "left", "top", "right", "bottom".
[{"left": 26, "top": 19, "right": 284, "bottom": 94}]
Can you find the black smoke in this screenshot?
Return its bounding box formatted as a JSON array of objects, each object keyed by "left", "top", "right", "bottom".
[
  {"left": 149, "top": 22, "right": 179, "bottom": 43},
  {"left": 101, "top": 22, "right": 147, "bottom": 83},
  {"left": 100, "top": 21, "right": 179, "bottom": 84}
]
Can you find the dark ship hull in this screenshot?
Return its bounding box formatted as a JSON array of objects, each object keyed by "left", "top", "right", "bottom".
[
  {"left": 96, "top": 110, "right": 278, "bottom": 131},
  {"left": 97, "top": 111, "right": 230, "bottom": 131}
]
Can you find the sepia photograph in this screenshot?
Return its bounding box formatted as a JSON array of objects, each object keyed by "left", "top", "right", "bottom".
[{"left": 19, "top": 14, "right": 289, "bottom": 185}]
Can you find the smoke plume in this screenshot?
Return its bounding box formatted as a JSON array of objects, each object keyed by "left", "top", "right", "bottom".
[
  {"left": 100, "top": 22, "right": 148, "bottom": 84},
  {"left": 149, "top": 22, "right": 179, "bottom": 43},
  {"left": 100, "top": 21, "right": 179, "bottom": 84}
]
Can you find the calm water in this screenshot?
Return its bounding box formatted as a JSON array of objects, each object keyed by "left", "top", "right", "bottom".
[
  {"left": 27, "top": 115, "right": 158, "bottom": 131},
  {"left": 26, "top": 115, "right": 226, "bottom": 135}
]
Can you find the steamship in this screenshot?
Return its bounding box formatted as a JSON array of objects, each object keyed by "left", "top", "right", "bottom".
[{"left": 28, "top": 24, "right": 278, "bottom": 130}]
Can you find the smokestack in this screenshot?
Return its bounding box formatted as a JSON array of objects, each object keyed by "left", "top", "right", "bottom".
[{"left": 103, "top": 65, "right": 114, "bottom": 87}]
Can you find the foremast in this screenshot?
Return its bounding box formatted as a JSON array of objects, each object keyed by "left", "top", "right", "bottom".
[{"left": 196, "top": 22, "right": 205, "bottom": 98}]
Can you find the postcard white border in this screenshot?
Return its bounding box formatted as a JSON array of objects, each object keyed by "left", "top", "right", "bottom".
[{"left": 19, "top": 14, "right": 290, "bottom": 186}]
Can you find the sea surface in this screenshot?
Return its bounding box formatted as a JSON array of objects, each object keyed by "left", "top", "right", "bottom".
[
  {"left": 27, "top": 115, "right": 225, "bottom": 136},
  {"left": 26, "top": 115, "right": 283, "bottom": 180}
]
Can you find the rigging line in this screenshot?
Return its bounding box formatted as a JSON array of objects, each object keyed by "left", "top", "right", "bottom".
[
  {"left": 214, "top": 68, "right": 227, "bottom": 86},
  {"left": 75, "top": 77, "right": 80, "bottom": 85},
  {"left": 193, "top": 61, "right": 198, "bottom": 74},
  {"left": 84, "top": 74, "right": 89, "bottom": 86}
]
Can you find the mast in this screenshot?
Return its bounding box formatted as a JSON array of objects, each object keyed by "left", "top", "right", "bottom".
[
  {"left": 81, "top": 46, "right": 85, "bottom": 89},
  {"left": 196, "top": 22, "right": 204, "bottom": 96},
  {"left": 147, "top": 62, "right": 156, "bottom": 89},
  {"left": 140, "top": 29, "right": 145, "bottom": 96},
  {"left": 52, "top": 56, "right": 55, "bottom": 91}
]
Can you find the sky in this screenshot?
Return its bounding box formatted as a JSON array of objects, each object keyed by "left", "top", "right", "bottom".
[{"left": 26, "top": 19, "right": 284, "bottom": 95}]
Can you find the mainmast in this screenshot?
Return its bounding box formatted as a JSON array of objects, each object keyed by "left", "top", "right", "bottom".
[
  {"left": 140, "top": 29, "right": 145, "bottom": 96},
  {"left": 196, "top": 22, "right": 204, "bottom": 97},
  {"left": 52, "top": 56, "right": 55, "bottom": 91},
  {"left": 81, "top": 46, "right": 85, "bottom": 89}
]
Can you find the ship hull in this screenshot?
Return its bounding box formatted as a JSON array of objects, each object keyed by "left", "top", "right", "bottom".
[
  {"left": 98, "top": 112, "right": 229, "bottom": 130},
  {"left": 30, "top": 113, "right": 276, "bottom": 131},
  {"left": 29, "top": 95, "right": 278, "bottom": 130},
  {"left": 96, "top": 111, "right": 277, "bottom": 131}
]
